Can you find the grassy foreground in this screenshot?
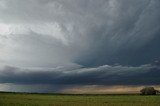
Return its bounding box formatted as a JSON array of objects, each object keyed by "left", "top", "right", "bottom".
[{"left": 0, "top": 92, "right": 160, "bottom": 106}]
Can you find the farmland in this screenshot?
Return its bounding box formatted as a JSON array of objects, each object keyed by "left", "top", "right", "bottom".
[{"left": 0, "top": 92, "right": 160, "bottom": 106}]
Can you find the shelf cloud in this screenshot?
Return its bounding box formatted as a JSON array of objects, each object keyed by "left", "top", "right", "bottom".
[{"left": 0, "top": 64, "right": 159, "bottom": 85}]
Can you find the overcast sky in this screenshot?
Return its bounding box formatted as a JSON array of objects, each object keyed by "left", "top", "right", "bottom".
[{"left": 0, "top": 0, "right": 160, "bottom": 93}]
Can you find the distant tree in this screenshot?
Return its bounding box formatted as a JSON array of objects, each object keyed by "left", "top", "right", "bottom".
[{"left": 140, "top": 87, "right": 159, "bottom": 95}]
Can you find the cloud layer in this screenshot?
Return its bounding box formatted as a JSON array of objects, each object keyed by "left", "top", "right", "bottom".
[
  {"left": 0, "top": 64, "right": 159, "bottom": 85},
  {"left": 0, "top": 0, "right": 160, "bottom": 92},
  {"left": 0, "top": 0, "right": 160, "bottom": 67}
]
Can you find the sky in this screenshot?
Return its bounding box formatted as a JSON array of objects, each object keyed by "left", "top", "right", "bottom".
[{"left": 0, "top": 0, "right": 160, "bottom": 93}]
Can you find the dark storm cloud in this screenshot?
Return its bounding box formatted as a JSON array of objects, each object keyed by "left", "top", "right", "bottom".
[
  {"left": 0, "top": 0, "right": 160, "bottom": 91},
  {"left": 74, "top": 0, "right": 160, "bottom": 66},
  {"left": 0, "top": 0, "right": 160, "bottom": 67},
  {"left": 0, "top": 64, "right": 159, "bottom": 85}
]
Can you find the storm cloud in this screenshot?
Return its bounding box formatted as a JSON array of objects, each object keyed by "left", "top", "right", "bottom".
[
  {"left": 0, "top": 64, "right": 159, "bottom": 85},
  {"left": 0, "top": 0, "right": 160, "bottom": 92}
]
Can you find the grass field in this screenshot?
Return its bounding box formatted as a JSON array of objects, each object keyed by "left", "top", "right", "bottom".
[{"left": 0, "top": 92, "right": 160, "bottom": 106}]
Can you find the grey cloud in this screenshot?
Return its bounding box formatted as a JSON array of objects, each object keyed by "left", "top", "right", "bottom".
[
  {"left": 0, "top": 31, "right": 78, "bottom": 67},
  {"left": 0, "top": 64, "right": 159, "bottom": 85},
  {"left": 0, "top": 0, "right": 160, "bottom": 67},
  {"left": 0, "top": 0, "right": 160, "bottom": 91}
]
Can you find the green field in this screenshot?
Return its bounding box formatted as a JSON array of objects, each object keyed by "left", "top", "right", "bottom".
[{"left": 0, "top": 93, "right": 160, "bottom": 106}]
